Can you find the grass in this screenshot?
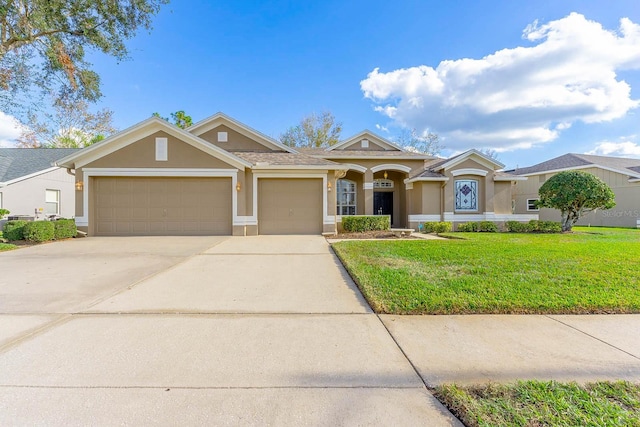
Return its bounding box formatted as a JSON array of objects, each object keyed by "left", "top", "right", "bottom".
[
  {"left": 332, "top": 227, "right": 640, "bottom": 314},
  {"left": 0, "top": 242, "right": 17, "bottom": 251},
  {"left": 434, "top": 380, "right": 640, "bottom": 427}
]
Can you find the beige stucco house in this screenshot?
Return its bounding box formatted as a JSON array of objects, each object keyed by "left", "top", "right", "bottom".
[
  {"left": 512, "top": 153, "right": 640, "bottom": 228},
  {"left": 56, "top": 112, "right": 531, "bottom": 236},
  {"left": 0, "top": 148, "right": 80, "bottom": 221}
]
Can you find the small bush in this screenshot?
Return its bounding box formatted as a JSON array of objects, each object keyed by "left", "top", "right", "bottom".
[
  {"left": 23, "top": 221, "right": 55, "bottom": 243},
  {"left": 478, "top": 221, "right": 498, "bottom": 232},
  {"left": 528, "top": 220, "right": 541, "bottom": 232},
  {"left": 342, "top": 215, "right": 390, "bottom": 232},
  {"left": 0, "top": 208, "right": 9, "bottom": 217},
  {"left": 3, "top": 220, "right": 28, "bottom": 241},
  {"left": 421, "top": 221, "right": 452, "bottom": 234},
  {"left": 457, "top": 222, "right": 478, "bottom": 232},
  {"left": 505, "top": 221, "right": 531, "bottom": 233},
  {"left": 539, "top": 221, "right": 562, "bottom": 233},
  {"left": 53, "top": 219, "right": 77, "bottom": 239}
]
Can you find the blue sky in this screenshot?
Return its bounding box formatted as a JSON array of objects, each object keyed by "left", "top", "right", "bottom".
[{"left": 2, "top": 0, "right": 640, "bottom": 169}]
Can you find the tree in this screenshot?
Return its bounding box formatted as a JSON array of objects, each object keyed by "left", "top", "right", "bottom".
[
  {"left": 0, "top": 0, "right": 168, "bottom": 113},
  {"left": 478, "top": 148, "right": 499, "bottom": 161},
  {"left": 537, "top": 170, "right": 616, "bottom": 232},
  {"left": 280, "top": 111, "right": 342, "bottom": 148},
  {"left": 394, "top": 128, "right": 442, "bottom": 156},
  {"left": 152, "top": 111, "right": 193, "bottom": 129},
  {"left": 17, "top": 96, "right": 116, "bottom": 147}
]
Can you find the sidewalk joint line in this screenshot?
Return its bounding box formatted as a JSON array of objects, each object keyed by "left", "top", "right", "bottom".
[
  {"left": 0, "top": 384, "right": 424, "bottom": 390},
  {"left": 545, "top": 315, "right": 640, "bottom": 361}
]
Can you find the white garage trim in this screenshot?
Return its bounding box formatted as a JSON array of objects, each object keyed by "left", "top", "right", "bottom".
[
  {"left": 252, "top": 172, "right": 334, "bottom": 226},
  {"left": 77, "top": 168, "right": 239, "bottom": 227}
]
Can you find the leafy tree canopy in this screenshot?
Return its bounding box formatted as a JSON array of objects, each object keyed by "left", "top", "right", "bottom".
[
  {"left": 394, "top": 128, "right": 442, "bottom": 156},
  {"left": 0, "top": 0, "right": 168, "bottom": 115},
  {"left": 537, "top": 170, "right": 616, "bottom": 232},
  {"left": 17, "top": 95, "right": 116, "bottom": 147},
  {"left": 152, "top": 110, "right": 193, "bottom": 129},
  {"left": 280, "top": 111, "right": 342, "bottom": 148}
]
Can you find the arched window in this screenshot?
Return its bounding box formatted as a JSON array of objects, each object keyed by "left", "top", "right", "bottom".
[
  {"left": 336, "top": 179, "right": 357, "bottom": 215},
  {"left": 455, "top": 179, "right": 478, "bottom": 211}
]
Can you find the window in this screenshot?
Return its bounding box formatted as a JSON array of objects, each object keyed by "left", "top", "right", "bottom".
[
  {"left": 373, "top": 179, "right": 394, "bottom": 189},
  {"left": 336, "top": 179, "right": 357, "bottom": 216},
  {"left": 527, "top": 199, "right": 540, "bottom": 211},
  {"left": 45, "top": 189, "right": 60, "bottom": 215},
  {"left": 454, "top": 180, "right": 478, "bottom": 211},
  {"left": 361, "top": 139, "right": 369, "bottom": 148},
  {"left": 155, "top": 137, "right": 168, "bottom": 161},
  {"left": 218, "top": 131, "right": 228, "bottom": 142}
]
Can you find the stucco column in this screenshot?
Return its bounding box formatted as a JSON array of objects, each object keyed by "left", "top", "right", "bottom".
[
  {"left": 364, "top": 169, "right": 374, "bottom": 215},
  {"left": 484, "top": 174, "right": 495, "bottom": 213}
]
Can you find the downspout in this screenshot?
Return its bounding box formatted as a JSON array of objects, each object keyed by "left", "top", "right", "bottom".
[{"left": 440, "top": 181, "right": 447, "bottom": 222}]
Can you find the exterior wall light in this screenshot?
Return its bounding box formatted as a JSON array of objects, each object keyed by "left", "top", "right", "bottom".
[
  {"left": 327, "top": 181, "right": 332, "bottom": 191},
  {"left": 383, "top": 171, "right": 388, "bottom": 179},
  {"left": 75, "top": 181, "right": 84, "bottom": 191},
  {"left": 236, "top": 181, "right": 242, "bottom": 192}
]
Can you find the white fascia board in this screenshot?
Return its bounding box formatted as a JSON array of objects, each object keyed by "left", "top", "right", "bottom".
[
  {"left": 250, "top": 165, "right": 338, "bottom": 171},
  {"left": 630, "top": 178, "right": 640, "bottom": 183},
  {"left": 0, "top": 166, "right": 60, "bottom": 186},
  {"left": 329, "top": 129, "right": 405, "bottom": 152},
  {"left": 438, "top": 149, "right": 504, "bottom": 171},
  {"left": 404, "top": 176, "right": 449, "bottom": 184},
  {"left": 494, "top": 175, "right": 528, "bottom": 181},
  {"left": 187, "top": 112, "right": 297, "bottom": 154},
  {"left": 517, "top": 164, "right": 640, "bottom": 180},
  {"left": 320, "top": 154, "right": 433, "bottom": 160}
]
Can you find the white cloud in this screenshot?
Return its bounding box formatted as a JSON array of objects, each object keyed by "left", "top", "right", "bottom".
[
  {"left": 0, "top": 112, "right": 21, "bottom": 147},
  {"left": 586, "top": 140, "right": 640, "bottom": 158},
  {"left": 361, "top": 13, "right": 640, "bottom": 152}
]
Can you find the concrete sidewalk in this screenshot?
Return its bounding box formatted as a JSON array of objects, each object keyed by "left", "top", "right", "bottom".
[{"left": 1, "top": 235, "right": 639, "bottom": 425}]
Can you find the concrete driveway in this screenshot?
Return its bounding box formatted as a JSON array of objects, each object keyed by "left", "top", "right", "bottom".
[{"left": 0, "top": 236, "right": 460, "bottom": 426}]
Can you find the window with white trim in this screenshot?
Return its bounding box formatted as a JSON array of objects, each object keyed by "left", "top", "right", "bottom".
[
  {"left": 336, "top": 179, "right": 357, "bottom": 216},
  {"left": 218, "top": 131, "right": 228, "bottom": 142},
  {"left": 155, "top": 137, "right": 168, "bottom": 161},
  {"left": 527, "top": 198, "right": 540, "bottom": 211},
  {"left": 454, "top": 180, "right": 478, "bottom": 211},
  {"left": 45, "top": 189, "right": 60, "bottom": 215},
  {"left": 373, "top": 179, "right": 394, "bottom": 189}
]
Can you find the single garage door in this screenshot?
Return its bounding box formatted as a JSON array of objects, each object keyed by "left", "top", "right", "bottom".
[
  {"left": 94, "top": 177, "right": 232, "bottom": 236},
  {"left": 258, "top": 178, "right": 323, "bottom": 235}
]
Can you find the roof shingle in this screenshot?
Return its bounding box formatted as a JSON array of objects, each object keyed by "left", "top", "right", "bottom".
[{"left": 0, "top": 148, "right": 81, "bottom": 183}]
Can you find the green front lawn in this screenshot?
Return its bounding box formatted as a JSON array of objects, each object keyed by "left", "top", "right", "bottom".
[
  {"left": 332, "top": 227, "right": 640, "bottom": 314},
  {"left": 435, "top": 381, "right": 640, "bottom": 427}
]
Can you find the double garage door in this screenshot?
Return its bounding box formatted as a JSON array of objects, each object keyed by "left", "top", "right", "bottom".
[
  {"left": 94, "top": 177, "right": 232, "bottom": 236},
  {"left": 93, "top": 177, "right": 323, "bottom": 236}
]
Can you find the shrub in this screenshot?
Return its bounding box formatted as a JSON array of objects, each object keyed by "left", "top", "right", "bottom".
[
  {"left": 0, "top": 208, "right": 9, "bottom": 217},
  {"left": 3, "top": 220, "right": 28, "bottom": 241},
  {"left": 539, "top": 221, "right": 562, "bottom": 233},
  {"left": 342, "top": 215, "right": 390, "bottom": 232},
  {"left": 422, "top": 221, "right": 452, "bottom": 234},
  {"left": 528, "top": 220, "right": 541, "bottom": 232},
  {"left": 505, "top": 221, "right": 530, "bottom": 233},
  {"left": 478, "top": 221, "right": 498, "bottom": 232},
  {"left": 23, "top": 221, "right": 55, "bottom": 243},
  {"left": 54, "top": 219, "right": 77, "bottom": 239},
  {"left": 457, "top": 222, "right": 478, "bottom": 232}
]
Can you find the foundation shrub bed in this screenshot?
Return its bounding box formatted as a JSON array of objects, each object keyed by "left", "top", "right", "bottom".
[
  {"left": 3, "top": 220, "right": 28, "bottom": 241},
  {"left": 23, "top": 221, "right": 55, "bottom": 243},
  {"left": 53, "top": 219, "right": 77, "bottom": 239},
  {"left": 421, "top": 221, "right": 452, "bottom": 234},
  {"left": 528, "top": 220, "right": 562, "bottom": 233},
  {"left": 342, "top": 215, "right": 390, "bottom": 232},
  {"left": 457, "top": 221, "right": 497, "bottom": 232}
]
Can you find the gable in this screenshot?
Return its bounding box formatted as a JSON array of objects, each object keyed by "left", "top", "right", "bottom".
[
  {"left": 437, "top": 150, "right": 504, "bottom": 172},
  {"left": 83, "top": 131, "right": 238, "bottom": 170},
  {"left": 188, "top": 112, "right": 294, "bottom": 153},
  {"left": 199, "top": 125, "right": 279, "bottom": 152},
  {"left": 330, "top": 131, "right": 403, "bottom": 152},
  {"left": 56, "top": 117, "right": 250, "bottom": 170}
]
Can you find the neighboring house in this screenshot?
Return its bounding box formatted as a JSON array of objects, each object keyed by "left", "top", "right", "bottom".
[
  {"left": 0, "top": 148, "right": 81, "bottom": 221},
  {"left": 55, "top": 113, "right": 530, "bottom": 236},
  {"left": 511, "top": 153, "right": 640, "bottom": 228}
]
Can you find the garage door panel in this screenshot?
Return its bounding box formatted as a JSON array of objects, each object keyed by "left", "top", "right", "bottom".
[
  {"left": 94, "top": 177, "right": 232, "bottom": 236},
  {"left": 258, "top": 179, "right": 322, "bottom": 235}
]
